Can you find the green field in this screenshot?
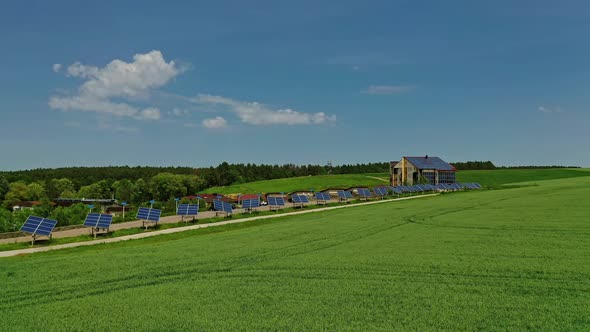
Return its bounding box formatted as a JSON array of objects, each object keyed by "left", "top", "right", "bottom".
[
  {"left": 201, "top": 173, "right": 390, "bottom": 194},
  {"left": 457, "top": 168, "right": 590, "bottom": 187},
  {"left": 201, "top": 169, "right": 590, "bottom": 194},
  {"left": 2, "top": 175, "right": 590, "bottom": 330}
]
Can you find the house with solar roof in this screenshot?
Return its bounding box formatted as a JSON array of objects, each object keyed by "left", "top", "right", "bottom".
[{"left": 390, "top": 155, "right": 456, "bottom": 186}]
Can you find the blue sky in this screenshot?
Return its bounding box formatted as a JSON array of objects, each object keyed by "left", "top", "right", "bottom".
[{"left": 1, "top": 0, "right": 589, "bottom": 170}]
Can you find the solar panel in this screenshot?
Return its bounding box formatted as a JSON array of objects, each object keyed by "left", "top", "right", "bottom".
[
  {"left": 136, "top": 207, "right": 162, "bottom": 222},
  {"left": 268, "top": 196, "right": 285, "bottom": 206},
  {"left": 177, "top": 204, "right": 199, "bottom": 216},
  {"left": 411, "top": 185, "right": 424, "bottom": 192},
  {"left": 83, "top": 213, "right": 113, "bottom": 229},
  {"left": 389, "top": 186, "right": 402, "bottom": 194},
  {"left": 373, "top": 187, "right": 388, "bottom": 196},
  {"left": 337, "top": 190, "right": 353, "bottom": 200},
  {"left": 473, "top": 183, "right": 482, "bottom": 189},
  {"left": 213, "top": 199, "right": 233, "bottom": 215},
  {"left": 316, "top": 192, "right": 331, "bottom": 201},
  {"left": 292, "top": 194, "right": 310, "bottom": 203},
  {"left": 357, "top": 188, "right": 372, "bottom": 198},
  {"left": 20, "top": 215, "right": 58, "bottom": 237},
  {"left": 242, "top": 198, "right": 260, "bottom": 209}
]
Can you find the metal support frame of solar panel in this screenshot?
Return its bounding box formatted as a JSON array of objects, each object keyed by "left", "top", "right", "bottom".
[
  {"left": 291, "top": 194, "right": 309, "bottom": 208},
  {"left": 315, "top": 192, "right": 331, "bottom": 205},
  {"left": 177, "top": 203, "right": 199, "bottom": 222},
  {"left": 213, "top": 199, "right": 233, "bottom": 217},
  {"left": 83, "top": 213, "right": 113, "bottom": 238},
  {"left": 20, "top": 215, "right": 58, "bottom": 245},
  {"left": 136, "top": 207, "right": 162, "bottom": 229},
  {"left": 242, "top": 198, "right": 260, "bottom": 213},
  {"left": 268, "top": 196, "right": 286, "bottom": 211}
]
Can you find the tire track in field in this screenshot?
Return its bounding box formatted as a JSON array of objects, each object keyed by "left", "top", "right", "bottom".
[{"left": 1, "top": 216, "right": 413, "bottom": 310}]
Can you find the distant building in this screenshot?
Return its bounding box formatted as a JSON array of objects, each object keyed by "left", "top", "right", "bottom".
[{"left": 390, "top": 155, "right": 456, "bottom": 186}]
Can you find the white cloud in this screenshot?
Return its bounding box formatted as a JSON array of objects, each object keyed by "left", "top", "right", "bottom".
[
  {"left": 171, "top": 108, "right": 188, "bottom": 116},
  {"left": 202, "top": 116, "right": 227, "bottom": 129},
  {"left": 538, "top": 106, "right": 564, "bottom": 114},
  {"left": 50, "top": 50, "right": 181, "bottom": 121},
  {"left": 52, "top": 64, "right": 62, "bottom": 72},
  {"left": 364, "top": 85, "right": 415, "bottom": 95},
  {"left": 194, "top": 94, "right": 336, "bottom": 126},
  {"left": 140, "top": 107, "right": 161, "bottom": 120}
]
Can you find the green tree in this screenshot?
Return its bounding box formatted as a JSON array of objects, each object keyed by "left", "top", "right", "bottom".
[
  {"left": 27, "top": 182, "right": 47, "bottom": 201},
  {"left": 78, "top": 180, "right": 111, "bottom": 199},
  {"left": 132, "top": 178, "right": 150, "bottom": 203},
  {"left": 0, "top": 208, "right": 14, "bottom": 232},
  {"left": 181, "top": 175, "right": 206, "bottom": 195},
  {"left": 150, "top": 173, "right": 187, "bottom": 201},
  {"left": 112, "top": 179, "right": 133, "bottom": 202},
  {"left": 0, "top": 175, "right": 9, "bottom": 202},
  {"left": 49, "top": 203, "right": 87, "bottom": 226},
  {"left": 3, "top": 182, "right": 30, "bottom": 209},
  {"left": 47, "top": 178, "right": 76, "bottom": 198}
]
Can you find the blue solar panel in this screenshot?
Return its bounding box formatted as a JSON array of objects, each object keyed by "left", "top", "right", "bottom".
[
  {"left": 177, "top": 204, "right": 199, "bottom": 216},
  {"left": 316, "top": 192, "right": 331, "bottom": 201},
  {"left": 20, "top": 215, "right": 58, "bottom": 236},
  {"left": 213, "top": 200, "right": 233, "bottom": 214},
  {"left": 291, "top": 194, "right": 310, "bottom": 204},
  {"left": 136, "top": 207, "right": 161, "bottom": 222},
  {"left": 268, "top": 196, "right": 286, "bottom": 206},
  {"left": 389, "top": 186, "right": 402, "bottom": 194},
  {"left": 242, "top": 198, "right": 260, "bottom": 209},
  {"left": 337, "top": 190, "right": 353, "bottom": 199},
  {"left": 373, "top": 187, "right": 388, "bottom": 196},
  {"left": 357, "top": 188, "right": 372, "bottom": 197},
  {"left": 83, "top": 213, "right": 113, "bottom": 229}
]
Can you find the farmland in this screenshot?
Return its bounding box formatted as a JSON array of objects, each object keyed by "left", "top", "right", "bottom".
[
  {"left": 2, "top": 175, "right": 590, "bottom": 330},
  {"left": 200, "top": 173, "right": 390, "bottom": 194},
  {"left": 200, "top": 168, "right": 590, "bottom": 194}
]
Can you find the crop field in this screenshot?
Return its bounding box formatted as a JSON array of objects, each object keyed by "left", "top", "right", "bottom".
[
  {"left": 201, "top": 173, "right": 390, "bottom": 194},
  {"left": 2, "top": 174, "right": 590, "bottom": 330},
  {"left": 457, "top": 168, "right": 590, "bottom": 187},
  {"left": 200, "top": 169, "right": 590, "bottom": 195}
]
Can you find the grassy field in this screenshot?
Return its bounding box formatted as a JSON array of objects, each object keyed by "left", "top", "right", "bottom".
[
  {"left": 201, "top": 173, "right": 390, "bottom": 194},
  {"left": 201, "top": 169, "right": 590, "bottom": 194},
  {"left": 2, "top": 175, "right": 590, "bottom": 330},
  {"left": 457, "top": 168, "right": 590, "bottom": 187}
]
